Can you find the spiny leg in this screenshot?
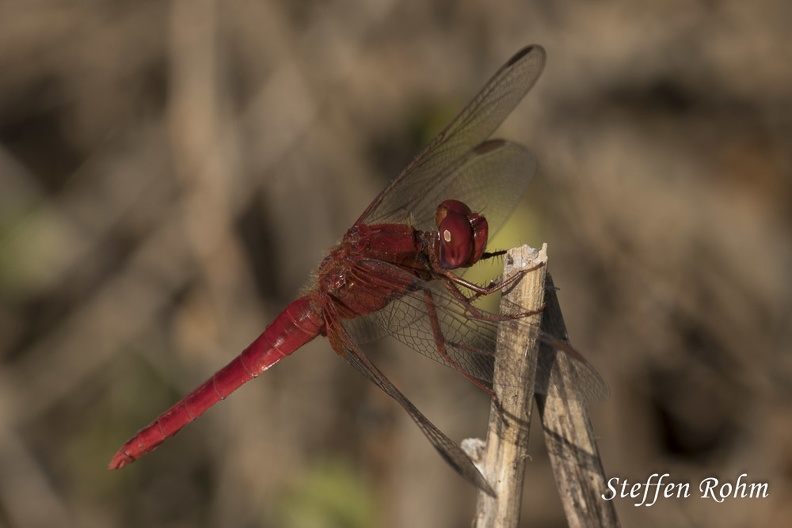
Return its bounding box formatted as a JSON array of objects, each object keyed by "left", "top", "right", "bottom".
[
  {"left": 437, "top": 272, "right": 545, "bottom": 322},
  {"left": 421, "top": 289, "right": 495, "bottom": 396}
]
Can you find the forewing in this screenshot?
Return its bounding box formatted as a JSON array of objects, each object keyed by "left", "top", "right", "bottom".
[
  {"left": 382, "top": 139, "right": 536, "bottom": 235},
  {"left": 356, "top": 45, "right": 545, "bottom": 232},
  {"left": 343, "top": 259, "right": 608, "bottom": 402}
]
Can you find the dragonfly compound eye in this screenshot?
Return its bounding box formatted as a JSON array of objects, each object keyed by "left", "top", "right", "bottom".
[
  {"left": 435, "top": 200, "right": 489, "bottom": 269},
  {"left": 438, "top": 210, "right": 474, "bottom": 269}
]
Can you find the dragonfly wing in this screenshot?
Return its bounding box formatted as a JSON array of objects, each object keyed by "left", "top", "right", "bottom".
[
  {"left": 343, "top": 259, "right": 609, "bottom": 402},
  {"left": 535, "top": 333, "right": 610, "bottom": 402},
  {"left": 328, "top": 304, "right": 494, "bottom": 495},
  {"left": 356, "top": 45, "right": 545, "bottom": 233},
  {"left": 379, "top": 139, "right": 536, "bottom": 236}
]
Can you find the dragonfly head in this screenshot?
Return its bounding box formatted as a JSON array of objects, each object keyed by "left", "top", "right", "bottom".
[{"left": 435, "top": 199, "right": 489, "bottom": 269}]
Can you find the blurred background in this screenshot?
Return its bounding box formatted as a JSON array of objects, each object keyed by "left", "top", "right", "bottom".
[{"left": 1, "top": 1, "right": 790, "bottom": 527}]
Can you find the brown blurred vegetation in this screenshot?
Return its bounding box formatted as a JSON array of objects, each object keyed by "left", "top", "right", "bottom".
[{"left": 1, "top": 1, "right": 790, "bottom": 527}]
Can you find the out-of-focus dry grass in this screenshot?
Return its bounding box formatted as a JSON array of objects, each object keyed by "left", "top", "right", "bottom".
[{"left": 1, "top": 1, "right": 790, "bottom": 527}]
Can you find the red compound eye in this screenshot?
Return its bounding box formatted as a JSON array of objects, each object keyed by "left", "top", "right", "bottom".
[
  {"left": 435, "top": 200, "right": 489, "bottom": 269},
  {"left": 438, "top": 210, "right": 474, "bottom": 269}
]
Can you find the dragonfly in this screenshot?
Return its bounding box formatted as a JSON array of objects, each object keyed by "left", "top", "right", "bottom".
[{"left": 109, "top": 45, "right": 606, "bottom": 495}]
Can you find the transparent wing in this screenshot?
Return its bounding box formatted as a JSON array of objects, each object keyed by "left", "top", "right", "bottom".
[
  {"left": 343, "top": 259, "right": 608, "bottom": 403},
  {"left": 376, "top": 139, "right": 536, "bottom": 235},
  {"left": 326, "top": 303, "right": 494, "bottom": 495},
  {"left": 356, "top": 45, "right": 545, "bottom": 235}
]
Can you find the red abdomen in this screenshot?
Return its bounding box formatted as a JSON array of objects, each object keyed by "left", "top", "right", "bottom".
[{"left": 109, "top": 295, "right": 323, "bottom": 469}]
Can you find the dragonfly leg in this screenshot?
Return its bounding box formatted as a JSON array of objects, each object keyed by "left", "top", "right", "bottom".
[
  {"left": 480, "top": 249, "right": 507, "bottom": 260},
  {"left": 437, "top": 272, "right": 545, "bottom": 322},
  {"left": 421, "top": 289, "right": 496, "bottom": 396},
  {"left": 473, "top": 258, "right": 546, "bottom": 301},
  {"left": 437, "top": 260, "right": 545, "bottom": 300}
]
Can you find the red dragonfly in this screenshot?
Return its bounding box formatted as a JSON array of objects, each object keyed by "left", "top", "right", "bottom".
[{"left": 109, "top": 45, "right": 606, "bottom": 494}]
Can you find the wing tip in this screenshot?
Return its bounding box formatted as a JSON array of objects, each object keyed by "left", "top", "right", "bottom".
[{"left": 508, "top": 44, "right": 547, "bottom": 68}]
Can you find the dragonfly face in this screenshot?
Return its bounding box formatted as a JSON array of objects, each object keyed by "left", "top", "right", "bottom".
[{"left": 435, "top": 199, "right": 489, "bottom": 269}]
